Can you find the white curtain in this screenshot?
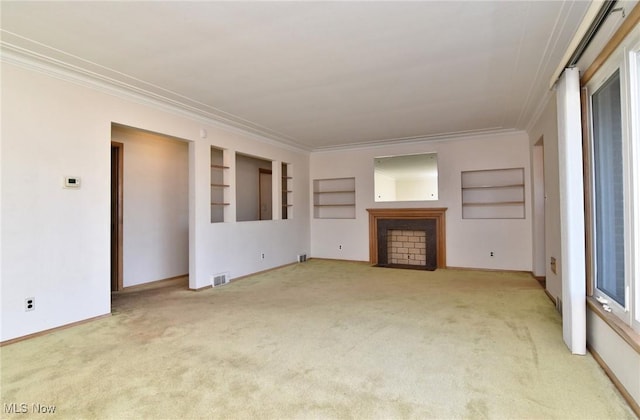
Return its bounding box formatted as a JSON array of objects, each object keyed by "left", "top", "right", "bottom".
[{"left": 556, "top": 67, "right": 587, "bottom": 355}]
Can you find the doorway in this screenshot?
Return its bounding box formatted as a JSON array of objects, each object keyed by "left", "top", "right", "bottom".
[
  {"left": 110, "top": 124, "right": 190, "bottom": 292},
  {"left": 111, "top": 141, "right": 123, "bottom": 292}
]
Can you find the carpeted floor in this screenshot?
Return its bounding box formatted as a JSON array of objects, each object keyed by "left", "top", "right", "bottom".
[{"left": 1, "top": 260, "right": 636, "bottom": 419}]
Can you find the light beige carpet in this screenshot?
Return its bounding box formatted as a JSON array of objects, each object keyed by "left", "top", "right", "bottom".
[{"left": 1, "top": 260, "right": 636, "bottom": 419}]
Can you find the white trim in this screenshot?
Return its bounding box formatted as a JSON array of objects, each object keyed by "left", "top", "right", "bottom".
[
  {"left": 556, "top": 67, "right": 587, "bottom": 355},
  {"left": 584, "top": 24, "right": 640, "bottom": 334},
  {"left": 632, "top": 47, "right": 640, "bottom": 331},
  {"left": 311, "top": 128, "right": 522, "bottom": 154}
]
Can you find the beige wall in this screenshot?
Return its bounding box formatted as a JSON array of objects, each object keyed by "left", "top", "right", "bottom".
[{"left": 310, "top": 131, "right": 533, "bottom": 271}]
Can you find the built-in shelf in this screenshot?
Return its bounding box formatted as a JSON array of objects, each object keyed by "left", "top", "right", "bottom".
[
  {"left": 313, "top": 177, "right": 356, "bottom": 219},
  {"left": 461, "top": 168, "right": 525, "bottom": 219},
  {"left": 211, "top": 147, "right": 228, "bottom": 223},
  {"left": 282, "top": 163, "right": 293, "bottom": 219}
]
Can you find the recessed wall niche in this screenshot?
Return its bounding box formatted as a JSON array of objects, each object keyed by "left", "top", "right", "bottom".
[
  {"left": 461, "top": 167, "right": 525, "bottom": 219},
  {"left": 236, "top": 153, "right": 273, "bottom": 222},
  {"left": 281, "top": 162, "right": 292, "bottom": 220},
  {"left": 313, "top": 177, "right": 356, "bottom": 219},
  {"left": 210, "top": 146, "right": 229, "bottom": 223}
]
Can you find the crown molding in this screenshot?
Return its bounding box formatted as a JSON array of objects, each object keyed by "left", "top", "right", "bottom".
[
  {"left": 311, "top": 128, "right": 523, "bottom": 153},
  {"left": 0, "top": 42, "right": 311, "bottom": 154}
]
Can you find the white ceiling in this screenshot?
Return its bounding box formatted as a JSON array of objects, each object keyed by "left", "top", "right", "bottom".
[{"left": 1, "top": 1, "right": 592, "bottom": 151}]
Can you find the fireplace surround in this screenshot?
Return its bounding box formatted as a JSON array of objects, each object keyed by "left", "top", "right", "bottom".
[{"left": 367, "top": 208, "right": 447, "bottom": 269}]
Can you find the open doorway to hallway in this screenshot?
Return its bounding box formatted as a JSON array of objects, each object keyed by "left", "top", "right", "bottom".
[{"left": 110, "top": 124, "right": 189, "bottom": 293}]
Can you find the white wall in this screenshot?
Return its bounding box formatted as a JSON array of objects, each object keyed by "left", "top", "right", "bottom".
[
  {"left": 111, "top": 126, "right": 189, "bottom": 287},
  {"left": 528, "top": 97, "right": 563, "bottom": 302},
  {"left": 310, "top": 131, "right": 533, "bottom": 271},
  {"left": 1, "top": 61, "right": 310, "bottom": 342}
]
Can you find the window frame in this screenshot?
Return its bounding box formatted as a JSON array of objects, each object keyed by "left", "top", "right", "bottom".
[{"left": 584, "top": 25, "right": 640, "bottom": 333}]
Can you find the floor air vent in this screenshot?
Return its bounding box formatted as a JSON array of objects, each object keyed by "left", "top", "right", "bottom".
[{"left": 212, "top": 273, "right": 229, "bottom": 287}]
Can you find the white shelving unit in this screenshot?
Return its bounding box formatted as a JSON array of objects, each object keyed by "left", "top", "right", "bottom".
[
  {"left": 210, "top": 146, "right": 229, "bottom": 223},
  {"left": 461, "top": 168, "right": 525, "bottom": 219},
  {"left": 282, "top": 162, "right": 292, "bottom": 220},
  {"left": 313, "top": 177, "right": 356, "bottom": 219}
]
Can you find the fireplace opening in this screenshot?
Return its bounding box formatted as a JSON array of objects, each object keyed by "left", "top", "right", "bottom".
[
  {"left": 367, "top": 208, "right": 447, "bottom": 270},
  {"left": 376, "top": 218, "right": 437, "bottom": 270},
  {"left": 388, "top": 230, "right": 427, "bottom": 267}
]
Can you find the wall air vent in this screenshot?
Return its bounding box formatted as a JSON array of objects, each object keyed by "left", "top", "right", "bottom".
[
  {"left": 556, "top": 297, "right": 563, "bottom": 316},
  {"left": 212, "top": 273, "right": 229, "bottom": 287}
]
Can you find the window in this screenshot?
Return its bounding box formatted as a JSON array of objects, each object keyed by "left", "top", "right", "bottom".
[
  {"left": 585, "top": 27, "right": 640, "bottom": 332},
  {"left": 591, "top": 70, "right": 625, "bottom": 306}
]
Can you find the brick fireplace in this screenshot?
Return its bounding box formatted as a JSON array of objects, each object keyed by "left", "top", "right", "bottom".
[
  {"left": 388, "top": 230, "right": 427, "bottom": 266},
  {"left": 367, "top": 208, "right": 447, "bottom": 270}
]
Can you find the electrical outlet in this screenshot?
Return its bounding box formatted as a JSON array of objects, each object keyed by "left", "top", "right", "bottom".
[
  {"left": 261, "top": 253, "right": 265, "bottom": 259},
  {"left": 339, "top": 245, "right": 342, "bottom": 250},
  {"left": 490, "top": 251, "right": 494, "bottom": 257},
  {"left": 25, "top": 297, "right": 35, "bottom": 312}
]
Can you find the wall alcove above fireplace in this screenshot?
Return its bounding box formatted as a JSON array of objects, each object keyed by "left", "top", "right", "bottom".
[{"left": 367, "top": 208, "right": 447, "bottom": 270}]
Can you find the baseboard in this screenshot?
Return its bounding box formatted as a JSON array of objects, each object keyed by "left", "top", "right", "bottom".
[
  {"left": 192, "top": 284, "right": 212, "bottom": 292},
  {"left": 116, "top": 274, "right": 188, "bottom": 293},
  {"left": 0, "top": 313, "right": 111, "bottom": 347},
  {"left": 544, "top": 289, "right": 556, "bottom": 305},
  {"left": 308, "top": 257, "right": 370, "bottom": 264},
  {"left": 446, "top": 266, "right": 533, "bottom": 275},
  {"left": 191, "top": 261, "right": 302, "bottom": 291},
  {"left": 533, "top": 275, "right": 546, "bottom": 287},
  {"left": 587, "top": 344, "right": 640, "bottom": 418}
]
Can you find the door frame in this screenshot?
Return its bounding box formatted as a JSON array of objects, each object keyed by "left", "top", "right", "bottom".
[{"left": 111, "top": 141, "right": 124, "bottom": 292}]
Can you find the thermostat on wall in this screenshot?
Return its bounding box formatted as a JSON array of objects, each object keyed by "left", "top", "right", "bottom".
[{"left": 64, "top": 176, "right": 81, "bottom": 188}]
